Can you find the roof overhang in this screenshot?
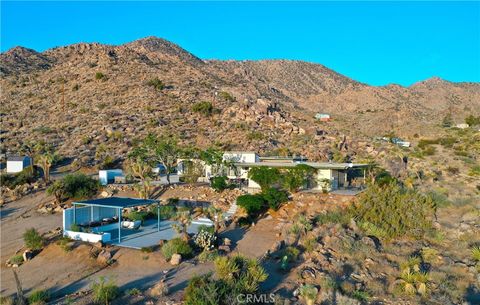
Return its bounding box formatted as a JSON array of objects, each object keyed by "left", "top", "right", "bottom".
[{"left": 73, "top": 197, "right": 158, "bottom": 209}]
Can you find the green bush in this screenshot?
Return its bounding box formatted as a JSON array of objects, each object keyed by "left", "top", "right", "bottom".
[
  {"left": 57, "top": 236, "right": 73, "bottom": 252},
  {"left": 262, "top": 187, "right": 288, "bottom": 210},
  {"left": 248, "top": 167, "right": 281, "bottom": 191},
  {"left": 282, "top": 164, "right": 315, "bottom": 192},
  {"left": 237, "top": 194, "right": 265, "bottom": 216},
  {"left": 28, "top": 289, "right": 50, "bottom": 304},
  {"left": 469, "top": 165, "right": 480, "bottom": 176},
  {"left": 47, "top": 173, "right": 99, "bottom": 202},
  {"left": 211, "top": 176, "right": 228, "bottom": 192},
  {"left": 69, "top": 223, "right": 81, "bottom": 232},
  {"left": 125, "top": 211, "right": 149, "bottom": 222},
  {"left": 149, "top": 205, "right": 177, "bottom": 220},
  {"left": 161, "top": 238, "right": 193, "bottom": 261},
  {"left": 147, "top": 77, "right": 164, "bottom": 90},
  {"left": 95, "top": 72, "right": 105, "bottom": 80},
  {"left": 197, "top": 224, "right": 215, "bottom": 234},
  {"left": 192, "top": 101, "right": 214, "bottom": 116},
  {"left": 353, "top": 183, "right": 436, "bottom": 240},
  {"left": 316, "top": 210, "right": 350, "bottom": 226},
  {"left": 91, "top": 276, "right": 119, "bottom": 304},
  {"left": 375, "top": 170, "right": 397, "bottom": 186},
  {"left": 9, "top": 254, "right": 24, "bottom": 265},
  {"left": 0, "top": 169, "right": 37, "bottom": 189},
  {"left": 184, "top": 274, "right": 229, "bottom": 305},
  {"left": 23, "top": 228, "right": 44, "bottom": 250}
]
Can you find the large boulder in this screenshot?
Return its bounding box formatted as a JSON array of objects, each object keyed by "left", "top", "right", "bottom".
[
  {"left": 23, "top": 250, "right": 35, "bottom": 261},
  {"left": 96, "top": 249, "right": 112, "bottom": 265},
  {"left": 170, "top": 254, "right": 182, "bottom": 265}
]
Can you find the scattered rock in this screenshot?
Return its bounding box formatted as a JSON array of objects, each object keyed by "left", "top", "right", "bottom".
[
  {"left": 219, "top": 245, "right": 231, "bottom": 253},
  {"left": 150, "top": 280, "right": 169, "bottom": 297},
  {"left": 23, "top": 250, "right": 35, "bottom": 261}
]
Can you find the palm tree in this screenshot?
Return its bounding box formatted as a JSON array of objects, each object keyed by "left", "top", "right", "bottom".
[{"left": 172, "top": 210, "right": 192, "bottom": 241}]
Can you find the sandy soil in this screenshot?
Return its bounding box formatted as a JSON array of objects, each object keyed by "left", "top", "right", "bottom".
[{"left": 0, "top": 190, "right": 61, "bottom": 262}]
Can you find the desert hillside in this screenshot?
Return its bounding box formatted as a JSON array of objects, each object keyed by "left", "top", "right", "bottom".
[{"left": 1, "top": 36, "right": 479, "bottom": 164}]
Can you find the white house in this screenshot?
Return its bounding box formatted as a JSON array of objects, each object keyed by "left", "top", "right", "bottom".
[
  {"left": 99, "top": 169, "right": 124, "bottom": 185},
  {"left": 6, "top": 156, "right": 32, "bottom": 174}
]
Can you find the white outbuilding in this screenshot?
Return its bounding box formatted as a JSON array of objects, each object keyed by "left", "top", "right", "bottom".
[
  {"left": 98, "top": 169, "right": 124, "bottom": 185},
  {"left": 6, "top": 156, "right": 32, "bottom": 174}
]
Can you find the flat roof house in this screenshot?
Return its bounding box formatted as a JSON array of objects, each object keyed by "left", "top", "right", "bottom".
[{"left": 6, "top": 156, "right": 32, "bottom": 174}]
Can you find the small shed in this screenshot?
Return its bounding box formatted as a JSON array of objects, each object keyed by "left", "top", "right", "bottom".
[
  {"left": 315, "top": 113, "right": 331, "bottom": 121},
  {"left": 6, "top": 156, "right": 32, "bottom": 174},
  {"left": 456, "top": 123, "right": 469, "bottom": 129},
  {"left": 99, "top": 169, "right": 124, "bottom": 185}
]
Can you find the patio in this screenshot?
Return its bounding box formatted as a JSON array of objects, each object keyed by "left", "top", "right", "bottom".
[
  {"left": 105, "top": 219, "right": 206, "bottom": 249},
  {"left": 63, "top": 197, "right": 212, "bottom": 249}
]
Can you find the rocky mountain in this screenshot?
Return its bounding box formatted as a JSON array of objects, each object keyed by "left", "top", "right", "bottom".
[{"left": 1, "top": 36, "right": 479, "bottom": 165}]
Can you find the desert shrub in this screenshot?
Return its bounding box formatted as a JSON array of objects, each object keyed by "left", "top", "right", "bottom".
[
  {"left": 211, "top": 176, "right": 228, "bottom": 192},
  {"left": 57, "top": 236, "right": 73, "bottom": 252},
  {"left": 91, "top": 276, "right": 119, "bottom": 304},
  {"left": 125, "top": 288, "right": 141, "bottom": 296},
  {"left": 192, "top": 101, "right": 214, "bottom": 116},
  {"left": 438, "top": 137, "right": 456, "bottom": 147},
  {"left": 0, "top": 296, "right": 13, "bottom": 305},
  {"left": 184, "top": 274, "right": 228, "bottom": 305},
  {"left": 125, "top": 211, "right": 149, "bottom": 223},
  {"left": 446, "top": 166, "right": 459, "bottom": 175},
  {"left": 472, "top": 245, "right": 480, "bottom": 262},
  {"left": 147, "top": 77, "right": 164, "bottom": 90},
  {"left": 246, "top": 131, "right": 265, "bottom": 141},
  {"left": 197, "top": 224, "right": 215, "bottom": 234},
  {"left": 315, "top": 210, "right": 350, "bottom": 226},
  {"left": 298, "top": 284, "right": 318, "bottom": 305},
  {"left": 303, "top": 237, "right": 318, "bottom": 253},
  {"left": 47, "top": 173, "right": 99, "bottom": 202},
  {"left": 465, "top": 114, "right": 480, "bottom": 126},
  {"left": 217, "top": 91, "right": 235, "bottom": 102},
  {"left": 374, "top": 170, "right": 397, "bottom": 186},
  {"left": 161, "top": 238, "right": 193, "bottom": 261},
  {"left": 184, "top": 255, "right": 267, "bottom": 305},
  {"left": 469, "top": 165, "right": 480, "bottom": 176},
  {"left": 150, "top": 205, "right": 176, "bottom": 220},
  {"left": 69, "top": 223, "right": 81, "bottom": 232},
  {"left": 262, "top": 187, "right": 288, "bottom": 210},
  {"left": 9, "top": 254, "right": 24, "bottom": 265},
  {"left": 236, "top": 194, "right": 265, "bottom": 216},
  {"left": 280, "top": 246, "right": 300, "bottom": 263},
  {"left": 248, "top": 167, "right": 281, "bottom": 191},
  {"left": 0, "top": 169, "right": 37, "bottom": 189},
  {"left": 28, "top": 289, "right": 50, "bottom": 304},
  {"left": 23, "top": 228, "right": 44, "bottom": 250},
  {"left": 95, "top": 72, "right": 105, "bottom": 80},
  {"left": 198, "top": 249, "right": 220, "bottom": 263},
  {"left": 167, "top": 197, "right": 179, "bottom": 205},
  {"left": 214, "top": 255, "right": 267, "bottom": 293},
  {"left": 193, "top": 230, "right": 217, "bottom": 251},
  {"left": 353, "top": 183, "right": 436, "bottom": 240},
  {"left": 423, "top": 146, "right": 437, "bottom": 156},
  {"left": 417, "top": 138, "right": 439, "bottom": 149},
  {"left": 141, "top": 246, "right": 153, "bottom": 253}
]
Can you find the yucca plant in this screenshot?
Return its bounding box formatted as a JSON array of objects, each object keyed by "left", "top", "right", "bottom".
[
  {"left": 398, "top": 269, "right": 417, "bottom": 295},
  {"left": 298, "top": 284, "right": 318, "bottom": 305},
  {"left": 414, "top": 272, "right": 429, "bottom": 296},
  {"left": 472, "top": 245, "right": 480, "bottom": 262}
]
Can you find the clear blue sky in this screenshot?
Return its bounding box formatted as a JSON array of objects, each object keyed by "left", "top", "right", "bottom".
[{"left": 1, "top": 1, "right": 479, "bottom": 86}]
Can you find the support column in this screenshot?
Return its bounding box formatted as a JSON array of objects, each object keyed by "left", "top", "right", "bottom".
[
  {"left": 73, "top": 204, "right": 77, "bottom": 224},
  {"left": 118, "top": 208, "right": 122, "bottom": 243},
  {"left": 91, "top": 206, "right": 94, "bottom": 222},
  {"left": 157, "top": 203, "right": 160, "bottom": 232}
]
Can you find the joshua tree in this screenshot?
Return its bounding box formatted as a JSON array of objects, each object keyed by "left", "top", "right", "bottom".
[
  {"left": 193, "top": 206, "right": 223, "bottom": 233},
  {"left": 126, "top": 157, "right": 153, "bottom": 199},
  {"left": 172, "top": 210, "right": 192, "bottom": 241},
  {"left": 36, "top": 144, "right": 58, "bottom": 182},
  {"left": 142, "top": 134, "right": 182, "bottom": 185}
]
